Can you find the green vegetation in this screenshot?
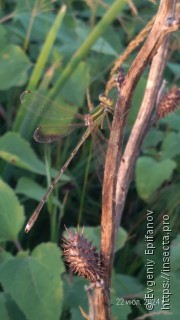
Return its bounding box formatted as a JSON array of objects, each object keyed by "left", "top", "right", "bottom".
[{"left": 0, "top": 1, "right": 179, "bottom": 319}]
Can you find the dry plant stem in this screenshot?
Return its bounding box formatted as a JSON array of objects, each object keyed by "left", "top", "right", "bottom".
[
  {"left": 86, "top": 288, "right": 94, "bottom": 320},
  {"left": 93, "top": 1, "right": 178, "bottom": 319},
  {"left": 115, "top": 36, "right": 170, "bottom": 230}
]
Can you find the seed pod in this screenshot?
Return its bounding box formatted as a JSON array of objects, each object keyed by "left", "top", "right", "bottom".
[
  {"left": 157, "top": 87, "right": 180, "bottom": 118},
  {"left": 62, "top": 226, "right": 104, "bottom": 286}
]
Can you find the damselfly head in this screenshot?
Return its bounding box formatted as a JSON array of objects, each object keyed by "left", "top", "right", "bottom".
[{"left": 99, "top": 93, "right": 113, "bottom": 108}]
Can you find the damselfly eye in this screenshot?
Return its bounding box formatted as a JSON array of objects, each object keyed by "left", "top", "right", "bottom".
[
  {"left": 106, "top": 97, "right": 113, "bottom": 107},
  {"left": 99, "top": 93, "right": 113, "bottom": 107}
]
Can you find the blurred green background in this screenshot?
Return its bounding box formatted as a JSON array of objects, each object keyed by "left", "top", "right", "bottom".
[{"left": 0, "top": 1, "right": 179, "bottom": 319}]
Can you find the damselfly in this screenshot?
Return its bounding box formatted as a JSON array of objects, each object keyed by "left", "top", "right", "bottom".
[{"left": 21, "top": 90, "right": 114, "bottom": 232}]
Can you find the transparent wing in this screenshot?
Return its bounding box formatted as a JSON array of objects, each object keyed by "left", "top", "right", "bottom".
[
  {"left": 92, "top": 129, "right": 108, "bottom": 183},
  {"left": 93, "top": 129, "right": 122, "bottom": 183},
  {"left": 33, "top": 123, "right": 86, "bottom": 143},
  {"left": 20, "top": 90, "right": 85, "bottom": 121}
]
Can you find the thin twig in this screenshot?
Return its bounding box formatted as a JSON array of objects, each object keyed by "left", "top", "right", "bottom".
[
  {"left": 0, "top": 12, "right": 14, "bottom": 23},
  {"left": 13, "top": 239, "right": 23, "bottom": 251}
]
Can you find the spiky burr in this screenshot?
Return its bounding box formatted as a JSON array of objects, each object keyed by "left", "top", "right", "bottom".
[
  {"left": 62, "top": 226, "right": 104, "bottom": 287},
  {"left": 157, "top": 87, "right": 180, "bottom": 118}
]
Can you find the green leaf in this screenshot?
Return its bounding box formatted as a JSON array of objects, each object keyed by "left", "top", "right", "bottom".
[
  {"left": 82, "top": 226, "right": 101, "bottom": 250},
  {"left": 16, "top": 177, "right": 46, "bottom": 201},
  {"left": 0, "top": 251, "right": 27, "bottom": 320},
  {"left": 135, "top": 157, "right": 176, "bottom": 201},
  {"left": 142, "top": 128, "right": 163, "bottom": 149},
  {"left": 0, "top": 251, "right": 14, "bottom": 265},
  {"left": 149, "top": 183, "right": 180, "bottom": 213},
  {"left": 0, "top": 292, "right": 26, "bottom": 320},
  {"left": 111, "top": 302, "right": 131, "bottom": 320},
  {"left": 15, "top": 177, "right": 62, "bottom": 206},
  {"left": 0, "top": 45, "right": 32, "bottom": 90},
  {"left": 111, "top": 272, "right": 142, "bottom": 319},
  {"left": 32, "top": 242, "right": 65, "bottom": 273},
  {"left": 115, "top": 227, "right": 128, "bottom": 252},
  {"left": 0, "top": 243, "right": 64, "bottom": 320},
  {"left": 59, "top": 61, "right": 90, "bottom": 107},
  {"left": 159, "top": 110, "right": 180, "bottom": 131},
  {"left": 15, "top": 0, "right": 53, "bottom": 16},
  {"left": 0, "top": 25, "right": 7, "bottom": 48},
  {"left": 0, "top": 179, "right": 24, "bottom": 242},
  {"left": 167, "top": 62, "right": 180, "bottom": 77},
  {"left": 0, "top": 293, "right": 10, "bottom": 320},
  {"left": 161, "top": 132, "right": 180, "bottom": 159},
  {"left": 112, "top": 272, "right": 144, "bottom": 297},
  {"left": 92, "top": 37, "right": 117, "bottom": 56},
  {"left": 127, "top": 76, "right": 147, "bottom": 126},
  {"left": 63, "top": 276, "right": 88, "bottom": 310},
  {"left": 0, "top": 132, "right": 46, "bottom": 174}
]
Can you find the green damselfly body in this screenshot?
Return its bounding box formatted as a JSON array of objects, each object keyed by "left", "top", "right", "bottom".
[{"left": 21, "top": 91, "right": 114, "bottom": 232}]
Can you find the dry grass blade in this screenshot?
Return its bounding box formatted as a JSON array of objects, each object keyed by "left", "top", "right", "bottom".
[{"left": 105, "top": 16, "right": 156, "bottom": 94}]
